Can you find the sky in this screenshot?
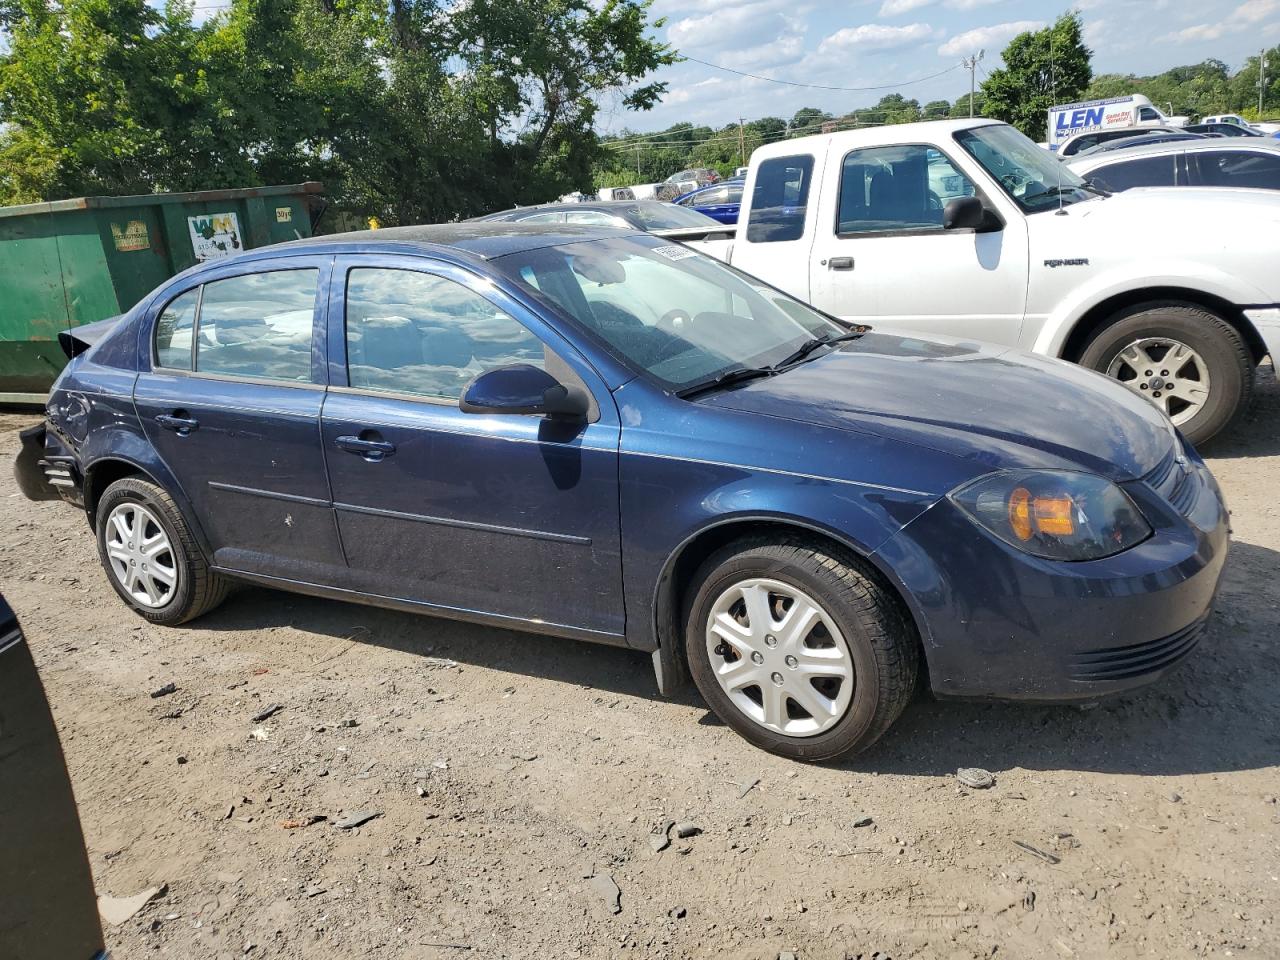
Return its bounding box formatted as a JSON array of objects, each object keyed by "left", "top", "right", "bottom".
[{"left": 594, "top": 0, "right": 1280, "bottom": 135}]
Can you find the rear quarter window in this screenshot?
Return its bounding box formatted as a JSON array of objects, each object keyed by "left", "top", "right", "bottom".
[
  {"left": 1090, "top": 154, "right": 1178, "bottom": 192},
  {"left": 746, "top": 155, "right": 815, "bottom": 243}
]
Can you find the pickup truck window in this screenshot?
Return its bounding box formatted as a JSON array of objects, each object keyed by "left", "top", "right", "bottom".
[
  {"left": 746, "top": 155, "right": 815, "bottom": 243},
  {"left": 954, "top": 124, "right": 1091, "bottom": 212},
  {"left": 836, "top": 144, "right": 975, "bottom": 235}
]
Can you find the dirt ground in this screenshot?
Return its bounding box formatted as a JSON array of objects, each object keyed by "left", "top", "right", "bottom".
[{"left": 3, "top": 365, "right": 1279, "bottom": 960}]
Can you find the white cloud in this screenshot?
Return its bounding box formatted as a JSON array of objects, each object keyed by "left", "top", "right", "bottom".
[
  {"left": 937, "top": 20, "right": 1044, "bottom": 57},
  {"left": 945, "top": 0, "right": 1008, "bottom": 9},
  {"left": 1161, "top": 0, "right": 1278, "bottom": 43},
  {"left": 818, "top": 22, "right": 940, "bottom": 54},
  {"left": 878, "top": 0, "right": 933, "bottom": 15},
  {"left": 667, "top": 0, "right": 802, "bottom": 52}
]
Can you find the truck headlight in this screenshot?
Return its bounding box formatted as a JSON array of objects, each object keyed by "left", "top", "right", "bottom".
[{"left": 949, "top": 470, "right": 1151, "bottom": 561}]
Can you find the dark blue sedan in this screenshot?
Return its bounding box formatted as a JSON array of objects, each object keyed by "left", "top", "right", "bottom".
[
  {"left": 16, "top": 224, "right": 1229, "bottom": 759},
  {"left": 673, "top": 181, "right": 744, "bottom": 224}
]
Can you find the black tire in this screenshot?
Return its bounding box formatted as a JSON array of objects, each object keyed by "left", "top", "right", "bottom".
[
  {"left": 95, "top": 477, "right": 229, "bottom": 625},
  {"left": 684, "top": 535, "right": 917, "bottom": 761},
  {"left": 1079, "top": 302, "right": 1253, "bottom": 446}
]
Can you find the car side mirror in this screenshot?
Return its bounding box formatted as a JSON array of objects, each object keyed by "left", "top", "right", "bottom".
[
  {"left": 943, "top": 195, "right": 987, "bottom": 230},
  {"left": 459, "top": 364, "right": 590, "bottom": 420}
]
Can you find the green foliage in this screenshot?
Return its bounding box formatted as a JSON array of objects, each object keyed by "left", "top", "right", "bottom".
[
  {"left": 980, "top": 12, "right": 1092, "bottom": 138},
  {"left": 0, "top": 0, "right": 675, "bottom": 220}
]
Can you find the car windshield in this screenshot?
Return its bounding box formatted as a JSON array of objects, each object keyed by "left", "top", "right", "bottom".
[
  {"left": 955, "top": 124, "right": 1093, "bottom": 212},
  {"left": 618, "top": 203, "right": 721, "bottom": 229},
  {"left": 493, "top": 236, "right": 842, "bottom": 391}
]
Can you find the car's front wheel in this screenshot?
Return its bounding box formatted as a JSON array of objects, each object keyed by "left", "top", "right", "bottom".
[
  {"left": 684, "top": 536, "right": 918, "bottom": 761},
  {"left": 1080, "top": 302, "right": 1253, "bottom": 446},
  {"left": 95, "top": 477, "right": 229, "bottom": 625}
]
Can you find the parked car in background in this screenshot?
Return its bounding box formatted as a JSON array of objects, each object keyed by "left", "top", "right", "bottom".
[
  {"left": 1202, "top": 114, "right": 1280, "bottom": 136},
  {"left": 15, "top": 225, "right": 1229, "bottom": 759},
  {"left": 673, "top": 181, "right": 744, "bottom": 224},
  {"left": 1074, "top": 130, "right": 1205, "bottom": 156},
  {"left": 664, "top": 167, "right": 720, "bottom": 188},
  {"left": 1184, "top": 122, "right": 1266, "bottom": 138},
  {"left": 1057, "top": 125, "right": 1188, "bottom": 158},
  {"left": 692, "top": 118, "right": 1280, "bottom": 445},
  {"left": 0, "top": 593, "right": 107, "bottom": 960},
  {"left": 1067, "top": 139, "right": 1280, "bottom": 193},
  {"left": 471, "top": 199, "right": 732, "bottom": 256},
  {"left": 1048, "top": 94, "right": 1187, "bottom": 151}
]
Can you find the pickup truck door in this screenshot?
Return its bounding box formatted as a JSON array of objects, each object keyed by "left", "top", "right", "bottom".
[
  {"left": 808, "top": 142, "right": 1029, "bottom": 344},
  {"left": 725, "top": 150, "right": 827, "bottom": 304}
]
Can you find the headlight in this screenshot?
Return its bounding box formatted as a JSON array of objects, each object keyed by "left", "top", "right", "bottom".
[{"left": 949, "top": 470, "right": 1151, "bottom": 561}]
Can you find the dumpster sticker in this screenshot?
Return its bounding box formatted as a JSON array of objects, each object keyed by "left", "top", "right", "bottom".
[
  {"left": 188, "top": 212, "right": 243, "bottom": 261},
  {"left": 110, "top": 220, "right": 150, "bottom": 252},
  {"left": 275, "top": 206, "right": 293, "bottom": 223}
]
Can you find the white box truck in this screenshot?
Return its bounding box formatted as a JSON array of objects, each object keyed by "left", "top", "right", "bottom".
[{"left": 1048, "top": 95, "right": 1186, "bottom": 151}]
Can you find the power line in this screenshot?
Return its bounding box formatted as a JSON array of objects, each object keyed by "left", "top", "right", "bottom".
[{"left": 678, "top": 55, "right": 962, "bottom": 93}]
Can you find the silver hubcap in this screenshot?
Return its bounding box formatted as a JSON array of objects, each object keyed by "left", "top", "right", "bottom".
[
  {"left": 705, "top": 578, "right": 854, "bottom": 738},
  {"left": 1106, "top": 337, "right": 1211, "bottom": 426},
  {"left": 104, "top": 502, "right": 178, "bottom": 608}
]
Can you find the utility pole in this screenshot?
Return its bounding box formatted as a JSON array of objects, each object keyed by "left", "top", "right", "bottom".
[
  {"left": 635, "top": 144, "right": 640, "bottom": 178},
  {"left": 738, "top": 117, "right": 746, "bottom": 166},
  {"left": 962, "top": 50, "right": 985, "bottom": 118},
  {"left": 1261, "top": 49, "right": 1269, "bottom": 116}
]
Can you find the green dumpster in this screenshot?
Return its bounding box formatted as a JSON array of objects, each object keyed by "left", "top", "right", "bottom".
[{"left": 0, "top": 182, "right": 324, "bottom": 402}]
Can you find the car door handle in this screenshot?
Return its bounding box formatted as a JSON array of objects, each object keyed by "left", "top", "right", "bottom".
[
  {"left": 155, "top": 413, "right": 199, "bottom": 435},
  {"left": 335, "top": 435, "right": 396, "bottom": 462},
  {"left": 827, "top": 257, "right": 855, "bottom": 271}
]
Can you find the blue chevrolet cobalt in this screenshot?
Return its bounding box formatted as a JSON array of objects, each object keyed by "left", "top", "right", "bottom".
[{"left": 15, "top": 225, "right": 1229, "bottom": 759}]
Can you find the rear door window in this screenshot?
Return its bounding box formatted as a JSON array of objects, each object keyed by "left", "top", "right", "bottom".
[
  {"left": 1196, "top": 151, "right": 1280, "bottom": 189},
  {"left": 745, "top": 155, "right": 815, "bottom": 243},
  {"left": 195, "top": 271, "right": 318, "bottom": 381}
]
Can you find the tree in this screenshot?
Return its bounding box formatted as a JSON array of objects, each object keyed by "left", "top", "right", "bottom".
[
  {"left": 790, "top": 106, "right": 831, "bottom": 135},
  {"left": 0, "top": 0, "right": 675, "bottom": 220},
  {"left": 980, "top": 12, "right": 1092, "bottom": 139},
  {"left": 923, "top": 99, "right": 951, "bottom": 119}
]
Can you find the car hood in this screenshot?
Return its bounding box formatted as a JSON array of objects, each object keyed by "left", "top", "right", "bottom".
[
  {"left": 702, "top": 332, "right": 1175, "bottom": 481},
  {"left": 1037, "top": 186, "right": 1280, "bottom": 301}
]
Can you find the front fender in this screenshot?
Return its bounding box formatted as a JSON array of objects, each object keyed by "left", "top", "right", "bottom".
[{"left": 1031, "top": 261, "right": 1272, "bottom": 358}]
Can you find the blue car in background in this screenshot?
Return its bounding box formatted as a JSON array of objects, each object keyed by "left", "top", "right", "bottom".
[
  {"left": 16, "top": 224, "right": 1228, "bottom": 760},
  {"left": 673, "top": 180, "right": 744, "bottom": 224}
]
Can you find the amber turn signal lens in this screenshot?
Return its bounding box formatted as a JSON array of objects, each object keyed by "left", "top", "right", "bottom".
[
  {"left": 1008, "top": 487, "right": 1033, "bottom": 541},
  {"left": 1033, "top": 496, "right": 1076, "bottom": 536}
]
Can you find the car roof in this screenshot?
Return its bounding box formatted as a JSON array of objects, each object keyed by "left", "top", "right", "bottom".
[
  {"left": 470, "top": 199, "right": 674, "bottom": 222},
  {"left": 263, "top": 221, "right": 642, "bottom": 261},
  {"left": 1067, "top": 137, "right": 1280, "bottom": 171},
  {"left": 752, "top": 118, "right": 1005, "bottom": 159}
]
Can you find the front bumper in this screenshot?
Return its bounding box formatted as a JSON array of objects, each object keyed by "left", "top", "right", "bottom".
[{"left": 875, "top": 452, "right": 1229, "bottom": 702}]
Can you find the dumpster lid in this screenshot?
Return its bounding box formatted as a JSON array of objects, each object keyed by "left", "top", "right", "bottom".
[{"left": 0, "top": 182, "right": 324, "bottom": 220}]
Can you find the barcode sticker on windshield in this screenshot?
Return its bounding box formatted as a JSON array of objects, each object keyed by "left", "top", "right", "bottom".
[{"left": 652, "top": 245, "right": 699, "bottom": 261}]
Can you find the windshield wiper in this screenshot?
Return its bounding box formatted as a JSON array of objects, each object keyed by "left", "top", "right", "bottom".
[
  {"left": 1080, "top": 177, "right": 1112, "bottom": 198},
  {"left": 676, "top": 366, "right": 776, "bottom": 400},
  {"left": 773, "top": 329, "right": 867, "bottom": 369}
]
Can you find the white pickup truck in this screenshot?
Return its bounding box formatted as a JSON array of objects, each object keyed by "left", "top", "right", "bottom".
[{"left": 696, "top": 117, "right": 1280, "bottom": 444}]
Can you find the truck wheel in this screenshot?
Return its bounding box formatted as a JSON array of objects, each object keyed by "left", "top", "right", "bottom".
[
  {"left": 684, "top": 536, "right": 917, "bottom": 761},
  {"left": 1080, "top": 302, "right": 1253, "bottom": 446},
  {"left": 95, "top": 477, "right": 229, "bottom": 626}
]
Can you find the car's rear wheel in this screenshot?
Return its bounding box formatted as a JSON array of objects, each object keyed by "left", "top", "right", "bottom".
[
  {"left": 1080, "top": 303, "right": 1253, "bottom": 446},
  {"left": 684, "top": 536, "right": 917, "bottom": 761},
  {"left": 95, "top": 477, "right": 229, "bottom": 625}
]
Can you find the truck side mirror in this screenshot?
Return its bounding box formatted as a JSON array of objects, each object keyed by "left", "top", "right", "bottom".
[{"left": 943, "top": 196, "right": 987, "bottom": 230}]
